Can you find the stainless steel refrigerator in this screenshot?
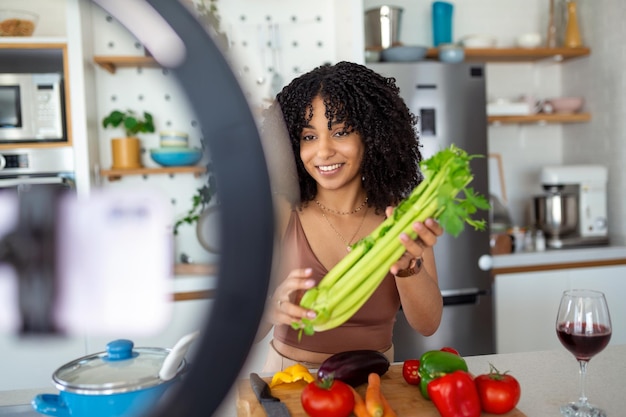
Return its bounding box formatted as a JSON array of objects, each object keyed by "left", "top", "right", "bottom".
[{"left": 367, "top": 62, "right": 494, "bottom": 359}]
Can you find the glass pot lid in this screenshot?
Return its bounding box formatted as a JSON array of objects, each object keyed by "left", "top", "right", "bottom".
[{"left": 53, "top": 339, "right": 178, "bottom": 394}]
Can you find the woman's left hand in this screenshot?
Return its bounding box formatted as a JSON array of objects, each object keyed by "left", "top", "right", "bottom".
[{"left": 385, "top": 207, "right": 443, "bottom": 275}]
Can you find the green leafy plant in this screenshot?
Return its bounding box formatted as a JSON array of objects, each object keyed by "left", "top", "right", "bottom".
[
  {"left": 173, "top": 161, "right": 217, "bottom": 235},
  {"left": 102, "top": 109, "right": 155, "bottom": 137}
]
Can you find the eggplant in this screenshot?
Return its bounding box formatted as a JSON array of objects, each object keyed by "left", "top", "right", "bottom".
[{"left": 317, "top": 349, "right": 390, "bottom": 387}]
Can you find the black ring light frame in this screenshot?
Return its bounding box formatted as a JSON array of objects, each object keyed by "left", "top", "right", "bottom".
[{"left": 93, "top": 1, "right": 276, "bottom": 415}]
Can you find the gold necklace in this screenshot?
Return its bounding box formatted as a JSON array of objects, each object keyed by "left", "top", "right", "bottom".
[
  {"left": 314, "top": 197, "right": 368, "bottom": 215},
  {"left": 319, "top": 205, "right": 368, "bottom": 252}
]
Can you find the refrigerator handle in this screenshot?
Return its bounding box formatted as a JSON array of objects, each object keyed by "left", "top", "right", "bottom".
[
  {"left": 441, "top": 289, "right": 489, "bottom": 306},
  {"left": 478, "top": 254, "right": 493, "bottom": 271}
]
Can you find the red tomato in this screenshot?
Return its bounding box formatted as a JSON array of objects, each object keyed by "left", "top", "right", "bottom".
[
  {"left": 402, "top": 359, "right": 421, "bottom": 385},
  {"left": 440, "top": 346, "right": 460, "bottom": 355},
  {"left": 301, "top": 377, "right": 355, "bottom": 417},
  {"left": 474, "top": 364, "right": 521, "bottom": 414}
]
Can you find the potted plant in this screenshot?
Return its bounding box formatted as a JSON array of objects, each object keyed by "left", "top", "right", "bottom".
[
  {"left": 173, "top": 156, "right": 215, "bottom": 219},
  {"left": 102, "top": 109, "right": 155, "bottom": 169}
]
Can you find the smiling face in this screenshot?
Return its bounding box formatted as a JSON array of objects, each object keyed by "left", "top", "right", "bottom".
[{"left": 299, "top": 96, "right": 364, "bottom": 192}]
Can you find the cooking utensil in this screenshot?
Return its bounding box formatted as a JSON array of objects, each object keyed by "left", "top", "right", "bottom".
[
  {"left": 269, "top": 23, "right": 283, "bottom": 97},
  {"left": 364, "top": 5, "right": 403, "bottom": 50},
  {"left": 32, "top": 335, "right": 195, "bottom": 417},
  {"left": 256, "top": 24, "right": 267, "bottom": 86},
  {"left": 533, "top": 191, "right": 578, "bottom": 239},
  {"left": 159, "top": 331, "right": 200, "bottom": 381},
  {"left": 249, "top": 373, "right": 292, "bottom": 417}
]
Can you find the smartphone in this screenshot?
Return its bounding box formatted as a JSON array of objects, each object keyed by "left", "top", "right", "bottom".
[{"left": 0, "top": 187, "right": 174, "bottom": 336}]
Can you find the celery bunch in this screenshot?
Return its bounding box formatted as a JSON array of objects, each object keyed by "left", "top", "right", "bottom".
[{"left": 292, "top": 144, "right": 490, "bottom": 338}]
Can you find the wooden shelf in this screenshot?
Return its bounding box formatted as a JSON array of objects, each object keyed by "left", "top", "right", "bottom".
[
  {"left": 488, "top": 112, "right": 591, "bottom": 125},
  {"left": 425, "top": 46, "right": 590, "bottom": 62},
  {"left": 93, "top": 55, "right": 159, "bottom": 74},
  {"left": 174, "top": 263, "right": 218, "bottom": 276},
  {"left": 95, "top": 47, "right": 590, "bottom": 75},
  {"left": 100, "top": 166, "right": 206, "bottom": 181}
]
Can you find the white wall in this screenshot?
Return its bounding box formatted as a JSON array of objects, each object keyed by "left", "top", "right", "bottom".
[{"left": 565, "top": 0, "right": 626, "bottom": 240}]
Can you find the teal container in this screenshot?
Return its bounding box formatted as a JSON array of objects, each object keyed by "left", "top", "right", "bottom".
[{"left": 432, "top": 1, "right": 454, "bottom": 46}]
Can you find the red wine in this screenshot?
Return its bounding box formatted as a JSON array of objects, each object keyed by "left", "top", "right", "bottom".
[{"left": 557, "top": 322, "right": 611, "bottom": 361}]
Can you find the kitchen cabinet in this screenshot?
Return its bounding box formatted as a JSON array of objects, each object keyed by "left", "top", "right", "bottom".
[{"left": 494, "top": 264, "right": 626, "bottom": 354}]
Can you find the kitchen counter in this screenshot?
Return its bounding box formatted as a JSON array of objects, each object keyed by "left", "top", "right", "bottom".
[
  {"left": 236, "top": 344, "right": 626, "bottom": 417},
  {"left": 463, "top": 344, "right": 626, "bottom": 416},
  {"left": 491, "top": 242, "right": 626, "bottom": 274},
  {"left": 2, "top": 345, "right": 625, "bottom": 416}
]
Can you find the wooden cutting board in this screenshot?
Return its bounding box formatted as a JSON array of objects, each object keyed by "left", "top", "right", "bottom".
[{"left": 236, "top": 364, "right": 527, "bottom": 417}]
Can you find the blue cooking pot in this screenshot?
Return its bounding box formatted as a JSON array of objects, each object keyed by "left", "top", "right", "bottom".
[{"left": 32, "top": 339, "right": 186, "bottom": 417}]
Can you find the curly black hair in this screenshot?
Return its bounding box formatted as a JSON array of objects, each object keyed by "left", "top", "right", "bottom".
[{"left": 273, "top": 61, "right": 422, "bottom": 213}]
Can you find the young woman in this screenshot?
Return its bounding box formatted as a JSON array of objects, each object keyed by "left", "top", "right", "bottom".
[{"left": 258, "top": 61, "right": 443, "bottom": 371}]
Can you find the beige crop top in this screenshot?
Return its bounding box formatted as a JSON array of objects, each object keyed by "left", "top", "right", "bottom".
[{"left": 273, "top": 210, "right": 401, "bottom": 354}]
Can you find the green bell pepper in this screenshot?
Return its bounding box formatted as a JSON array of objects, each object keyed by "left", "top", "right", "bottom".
[{"left": 418, "top": 350, "right": 469, "bottom": 399}]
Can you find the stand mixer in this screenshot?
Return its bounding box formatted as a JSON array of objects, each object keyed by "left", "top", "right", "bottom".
[{"left": 533, "top": 165, "right": 609, "bottom": 249}]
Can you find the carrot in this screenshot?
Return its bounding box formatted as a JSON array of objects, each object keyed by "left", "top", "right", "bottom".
[
  {"left": 380, "top": 390, "right": 397, "bottom": 417},
  {"left": 349, "top": 386, "right": 371, "bottom": 417},
  {"left": 365, "top": 373, "right": 384, "bottom": 417}
]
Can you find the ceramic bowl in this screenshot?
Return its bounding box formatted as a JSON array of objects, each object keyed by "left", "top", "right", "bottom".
[
  {"left": 546, "top": 97, "right": 584, "bottom": 114},
  {"left": 517, "top": 33, "right": 542, "bottom": 48},
  {"left": 159, "top": 130, "right": 189, "bottom": 148},
  {"left": 0, "top": 9, "right": 38, "bottom": 36},
  {"left": 460, "top": 34, "right": 497, "bottom": 48},
  {"left": 150, "top": 147, "right": 202, "bottom": 167},
  {"left": 380, "top": 46, "right": 428, "bottom": 62},
  {"left": 364, "top": 49, "right": 381, "bottom": 63},
  {"left": 438, "top": 44, "right": 465, "bottom": 63}
]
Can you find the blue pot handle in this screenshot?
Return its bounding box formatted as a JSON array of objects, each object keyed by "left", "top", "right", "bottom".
[{"left": 32, "top": 394, "right": 70, "bottom": 417}]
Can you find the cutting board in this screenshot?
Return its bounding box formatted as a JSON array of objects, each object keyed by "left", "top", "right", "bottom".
[{"left": 236, "top": 364, "right": 527, "bottom": 417}]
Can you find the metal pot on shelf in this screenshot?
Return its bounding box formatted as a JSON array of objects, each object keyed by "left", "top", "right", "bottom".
[{"left": 364, "top": 5, "right": 403, "bottom": 50}]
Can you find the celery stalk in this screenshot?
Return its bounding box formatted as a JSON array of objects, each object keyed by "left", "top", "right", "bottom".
[{"left": 292, "top": 145, "right": 490, "bottom": 337}]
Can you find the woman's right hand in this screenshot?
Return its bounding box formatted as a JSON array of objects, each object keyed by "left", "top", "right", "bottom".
[{"left": 268, "top": 268, "right": 318, "bottom": 326}]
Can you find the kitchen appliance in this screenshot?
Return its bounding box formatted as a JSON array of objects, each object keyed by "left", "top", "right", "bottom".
[
  {"left": 0, "top": 73, "right": 66, "bottom": 143},
  {"left": 0, "top": 147, "right": 74, "bottom": 192},
  {"left": 368, "top": 62, "right": 493, "bottom": 358},
  {"left": 534, "top": 165, "right": 609, "bottom": 249}
]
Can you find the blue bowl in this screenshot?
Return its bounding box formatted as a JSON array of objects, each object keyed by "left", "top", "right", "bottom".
[
  {"left": 438, "top": 44, "right": 465, "bottom": 63},
  {"left": 150, "top": 148, "right": 203, "bottom": 167},
  {"left": 380, "top": 45, "right": 428, "bottom": 62}
]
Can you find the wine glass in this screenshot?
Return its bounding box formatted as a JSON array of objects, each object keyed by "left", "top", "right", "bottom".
[{"left": 556, "top": 289, "right": 612, "bottom": 417}]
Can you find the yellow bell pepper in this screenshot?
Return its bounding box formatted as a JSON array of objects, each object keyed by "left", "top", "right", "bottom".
[{"left": 269, "top": 363, "right": 315, "bottom": 387}]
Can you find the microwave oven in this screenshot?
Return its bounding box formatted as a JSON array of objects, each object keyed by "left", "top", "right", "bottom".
[{"left": 0, "top": 73, "right": 66, "bottom": 143}]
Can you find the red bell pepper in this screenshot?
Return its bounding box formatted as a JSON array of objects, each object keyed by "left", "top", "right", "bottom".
[{"left": 427, "top": 370, "right": 481, "bottom": 417}]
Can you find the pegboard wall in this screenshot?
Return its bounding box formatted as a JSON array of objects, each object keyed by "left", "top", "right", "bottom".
[
  {"left": 90, "top": 0, "right": 362, "bottom": 263},
  {"left": 218, "top": 0, "right": 337, "bottom": 105}
]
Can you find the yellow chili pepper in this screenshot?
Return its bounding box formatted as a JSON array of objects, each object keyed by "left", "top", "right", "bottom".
[{"left": 269, "top": 363, "right": 315, "bottom": 387}]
